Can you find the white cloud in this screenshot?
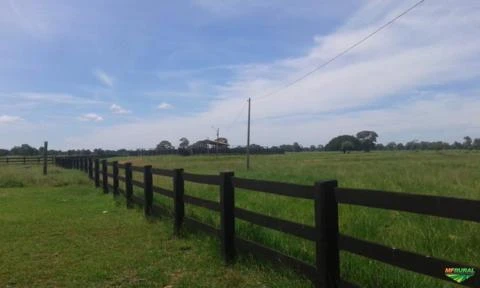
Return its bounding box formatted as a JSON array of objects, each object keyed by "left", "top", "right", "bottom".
[
  {"left": 146, "top": 80, "right": 219, "bottom": 100},
  {"left": 78, "top": 113, "right": 103, "bottom": 122},
  {"left": 8, "top": 92, "right": 100, "bottom": 105},
  {"left": 157, "top": 102, "right": 173, "bottom": 110},
  {"left": 1, "top": 0, "right": 73, "bottom": 38},
  {"left": 110, "top": 104, "right": 131, "bottom": 114},
  {"left": 93, "top": 69, "right": 114, "bottom": 88},
  {"left": 0, "top": 115, "right": 23, "bottom": 124},
  {"left": 57, "top": 1, "right": 480, "bottom": 149}
]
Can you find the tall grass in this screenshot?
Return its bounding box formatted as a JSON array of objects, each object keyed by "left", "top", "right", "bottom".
[
  {"left": 0, "top": 165, "right": 311, "bottom": 287},
  {"left": 114, "top": 151, "right": 480, "bottom": 287}
]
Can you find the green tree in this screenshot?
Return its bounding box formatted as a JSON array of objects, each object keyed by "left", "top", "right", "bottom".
[
  {"left": 386, "top": 142, "right": 397, "bottom": 150},
  {"left": 473, "top": 138, "right": 480, "bottom": 150},
  {"left": 356, "top": 130, "right": 378, "bottom": 152},
  {"left": 179, "top": 137, "right": 189, "bottom": 149},
  {"left": 156, "top": 140, "right": 174, "bottom": 151},
  {"left": 340, "top": 141, "right": 354, "bottom": 154},
  {"left": 325, "top": 135, "right": 361, "bottom": 151},
  {"left": 463, "top": 136, "right": 472, "bottom": 149},
  {"left": 452, "top": 141, "right": 463, "bottom": 150},
  {"left": 10, "top": 144, "right": 38, "bottom": 156},
  {"left": 292, "top": 142, "right": 302, "bottom": 152}
]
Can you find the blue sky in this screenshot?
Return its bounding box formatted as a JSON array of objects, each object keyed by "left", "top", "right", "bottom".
[{"left": 1, "top": 0, "right": 479, "bottom": 150}]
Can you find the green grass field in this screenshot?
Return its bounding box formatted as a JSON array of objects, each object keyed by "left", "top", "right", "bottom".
[
  {"left": 113, "top": 151, "right": 480, "bottom": 288},
  {"left": 0, "top": 166, "right": 310, "bottom": 287},
  {"left": 1, "top": 151, "right": 478, "bottom": 287}
]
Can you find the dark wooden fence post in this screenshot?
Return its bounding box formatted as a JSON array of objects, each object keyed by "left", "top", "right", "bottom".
[
  {"left": 43, "top": 141, "right": 48, "bottom": 175},
  {"left": 314, "top": 180, "right": 340, "bottom": 288},
  {"left": 94, "top": 159, "right": 100, "bottom": 187},
  {"left": 220, "top": 171, "right": 235, "bottom": 264},
  {"left": 125, "top": 163, "right": 133, "bottom": 208},
  {"left": 102, "top": 160, "right": 108, "bottom": 193},
  {"left": 83, "top": 157, "right": 87, "bottom": 173},
  {"left": 173, "top": 168, "right": 185, "bottom": 235},
  {"left": 23, "top": 156, "right": 26, "bottom": 165},
  {"left": 88, "top": 158, "right": 93, "bottom": 179},
  {"left": 144, "top": 165, "right": 153, "bottom": 216},
  {"left": 112, "top": 161, "right": 119, "bottom": 197}
]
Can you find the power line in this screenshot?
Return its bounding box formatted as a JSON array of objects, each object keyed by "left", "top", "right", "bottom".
[{"left": 255, "top": 0, "right": 426, "bottom": 101}]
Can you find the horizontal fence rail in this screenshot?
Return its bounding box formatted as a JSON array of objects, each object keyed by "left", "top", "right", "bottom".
[
  {"left": 336, "top": 187, "right": 480, "bottom": 223},
  {"left": 233, "top": 177, "right": 314, "bottom": 199},
  {"left": 152, "top": 167, "right": 175, "bottom": 177},
  {"left": 235, "top": 207, "right": 316, "bottom": 241},
  {"left": 339, "top": 234, "right": 480, "bottom": 286},
  {"left": 153, "top": 186, "right": 174, "bottom": 198},
  {"left": 183, "top": 172, "right": 220, "bottom": 185},
  {"left": 235, "top": 236, "right": 317, "bottom": 281},
  {"left": 184, "top": 194, "right": 220, "bottom": 211},
  {"left": 57, "top": 156, "right": 480, "bottom": 288},
  {"left": 0, "top": 156, "right": 54, "bottom": 165}
]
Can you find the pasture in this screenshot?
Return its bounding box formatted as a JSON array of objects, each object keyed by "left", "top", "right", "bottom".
[
  {"left": 113, "top": 150, "right": 480, "bottom": 287},
  {"left": 0, "top": 166, "right": 309, "bottom": 287},
  {"left": 0, "top": 151, "right": 478, "bottom": 287}
]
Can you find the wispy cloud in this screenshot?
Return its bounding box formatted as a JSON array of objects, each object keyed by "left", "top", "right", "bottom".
[
  {"left": 93, "top": 69, "right": 114, "bottom": 88},
  {"left": 145, "top": 80, "right": 220, "bottom": 101},
  {"left": 9, "top": 92, "right": 100, "bottom": 105},
  {"left": 156, "top": 65, "right": 242, "bottom": 81},
  {"left": 156, "top": 102, "right": 173, "bottom": 110},
  {"left": 0, "top": 115, "right": 23, "bottom": 124},
  {"left": 78, "top": 113, "right": 103, "bottom": 122},
  {"left": 110, "top": 104, "right": 131, "bottom": 114},
  {"left": 67, "top": 1, "right": 480, "bottom": 149},
  {"left": 4, "top": 0, "right": 71, "bottom": 38}
]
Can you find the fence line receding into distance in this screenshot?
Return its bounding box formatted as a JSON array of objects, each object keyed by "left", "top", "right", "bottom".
[{"left": 56, "top": 156, "right": 480, "bottom": 288}]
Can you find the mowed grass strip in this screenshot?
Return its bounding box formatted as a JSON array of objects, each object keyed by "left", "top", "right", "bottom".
[
  {"left": 0, "top": 166, "right": 310, "bottom": 288},
  {"left": 115, "top": 151, "right": 480, "bottom": 288}
]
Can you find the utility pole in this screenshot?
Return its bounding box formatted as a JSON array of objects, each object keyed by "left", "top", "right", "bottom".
[
  {"left": 246, "top": 98, "right": 251, "bottom": 170},
  {"left": 216, "top": 128, "right": 219, "bottom": 156},
  {"left": 43, "top": 141, "right": 48, "bottom": 175}
]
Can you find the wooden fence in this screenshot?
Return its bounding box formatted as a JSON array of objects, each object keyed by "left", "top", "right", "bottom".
[
  {"left": 56, "top": 156, "right": 480, "bottom": 288},
  {"left": 0, "top": 156, "right": 54, "bottom": 165}
]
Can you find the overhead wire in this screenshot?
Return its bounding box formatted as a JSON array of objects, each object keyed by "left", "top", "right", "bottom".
[
  {"left": 219, "top": 0, "right": 426, "bottom": 138},
  {"left": 254, "top": 0, "right": 426, "bottom": 101}
]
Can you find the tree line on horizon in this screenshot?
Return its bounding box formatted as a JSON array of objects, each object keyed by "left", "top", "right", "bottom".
[{"left": 1, "top": 132, "right": 480, "bottom": 157}]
